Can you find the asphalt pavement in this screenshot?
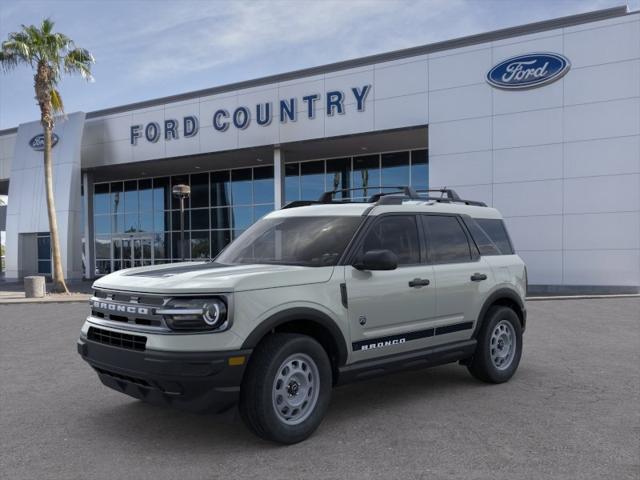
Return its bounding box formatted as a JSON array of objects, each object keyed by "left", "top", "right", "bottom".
[{"left": 0, "top": 298, "right": 638, "bottom": 480}]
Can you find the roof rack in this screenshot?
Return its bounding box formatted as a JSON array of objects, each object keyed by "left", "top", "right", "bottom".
[{"left": 281, "top": 186, "right": 487, "bottom": 209}]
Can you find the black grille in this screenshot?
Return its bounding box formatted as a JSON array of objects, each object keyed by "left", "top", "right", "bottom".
[{"left": 87, "top": 326, "right": 147, "bottom": 351}]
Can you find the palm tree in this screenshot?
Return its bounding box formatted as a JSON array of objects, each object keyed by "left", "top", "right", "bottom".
[{"left": 0, "top": 19, "right": 94, "bottom": 292}]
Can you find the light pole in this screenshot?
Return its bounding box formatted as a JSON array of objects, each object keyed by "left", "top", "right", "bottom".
[{"left": 172, "top": 184, "right": 191, "bottom": 261}]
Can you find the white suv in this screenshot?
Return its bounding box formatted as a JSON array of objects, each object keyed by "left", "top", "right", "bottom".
[{"left": 78, "top": 187, "right": 527, "bottom": 444}]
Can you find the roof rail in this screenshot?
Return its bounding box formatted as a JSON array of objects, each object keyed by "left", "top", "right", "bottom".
[{"left": 281, "top": 186, "right": 488, "bottom": 209}]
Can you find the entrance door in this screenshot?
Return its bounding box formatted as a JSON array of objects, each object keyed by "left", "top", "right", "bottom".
[{"left": 112, "top": 236, "right": 153, "bottom": 271}]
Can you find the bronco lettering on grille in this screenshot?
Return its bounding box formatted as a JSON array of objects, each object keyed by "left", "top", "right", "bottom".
[{"left": 91, "top": 300, "right": 149, "bottom": 315}]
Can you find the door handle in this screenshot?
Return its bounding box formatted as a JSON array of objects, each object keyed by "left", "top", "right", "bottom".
[
  {"left": 409, "top": 278, "right": 430, "bottom": 288},
  {"left": 470, "top": 273, "right": 488, "bottom": 282}
]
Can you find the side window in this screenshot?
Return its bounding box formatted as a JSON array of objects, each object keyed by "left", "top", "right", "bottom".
[
  {"left": 423, "top": 215, "right": 472, "bottom": 264},
  {"left": 464, "top": 217, "right": 501, "bottom": 256},
  {"left": 475, "top": 218, "right": 514, "bottom": 254},
  {"left": 360, "top": 215, "right": 420, "bottom": 265}
]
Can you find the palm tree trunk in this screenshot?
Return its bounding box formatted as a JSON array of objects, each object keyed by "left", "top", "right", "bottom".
[{"left": 43, "top": 123, "right": 69, "bottom": 293}]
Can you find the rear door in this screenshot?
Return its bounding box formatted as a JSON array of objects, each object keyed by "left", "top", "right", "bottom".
[
  {"left": 421, "top": 214, "right": 493, "bottom": 341},
  {"left": 345, "top": 214, "right": 436, "bottom": 361}
]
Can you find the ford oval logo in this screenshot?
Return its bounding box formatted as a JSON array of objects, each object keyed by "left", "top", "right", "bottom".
[
  {"left": 487, "top": 53, "right": 570, "bottom": 90},
  {"left": 29, "top": 133, "right": 59, "bottom": 151}
]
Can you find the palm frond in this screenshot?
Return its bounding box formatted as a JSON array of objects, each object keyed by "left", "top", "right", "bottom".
[
  {"left": 64, "top": 47, "right": 94, "bottom": 81},
  {"left": 50, "top": 88, "right": 64, "bottom": 114}
]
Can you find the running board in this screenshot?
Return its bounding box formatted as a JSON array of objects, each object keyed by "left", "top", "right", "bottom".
[{"left": 336, "top": 340, "right": 477, "bottom": 385}]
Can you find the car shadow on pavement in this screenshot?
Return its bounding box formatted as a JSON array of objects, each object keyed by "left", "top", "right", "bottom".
[{"left": 83, "top": 363, "right": 505, "bottom": 449}]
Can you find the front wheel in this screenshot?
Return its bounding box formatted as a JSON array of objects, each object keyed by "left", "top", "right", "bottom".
[
  {"left": 239, "top": 333, "right": 332, "bottom": 444},
  {"left": 467, "top": 306, "right": 523, "bottom": 383}
]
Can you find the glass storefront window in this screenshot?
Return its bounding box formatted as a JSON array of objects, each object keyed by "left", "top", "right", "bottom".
[
  {"left": 153, "top": 177, "right": 171, "bottom": 211},
  {"left": 253, "top": 166, "right": 274, "bottom": 204},
  {"left": 411, "top": 149, "right": 429, "bottom": 190},
  {"left": 326, "top": 158, "right": 351, "bottom": 198},
  {"left": 353, "top": 154, "right": 380, "bottom": 198},
  {"left": 232, "top": 206, "right": 253, "bottom": 230},
  {"left": 300, "top": 161, "right": 325, "bottom": 201},
  {"left": 211, "top": 171, "right": 231, "bottom": 208},
  {"left": 92, "top": 149, "right": 427, "bottom": 274},
  {"left": 94, "top": 183, "right": 110, "bottom": 215},
  {"left": 231, "top": 169, "right": 252, "bottom": 205},
  {"left": 381, "top": 151, "right": 410, "bottom": 187},
  {"left": 190, "top": 173, "right": 209, "bottom": 208},
  {"left": 190, "top": 231, "right": 210, "bottom": 259},
  {"left": 211, "top": 207, "right": 231, "bottom": 230},
  {"left": 190, "top": 208, "right": 210, "bottom": 230},
  {"left": 285, "top": 163, "right": 300, "bottom": 202}
]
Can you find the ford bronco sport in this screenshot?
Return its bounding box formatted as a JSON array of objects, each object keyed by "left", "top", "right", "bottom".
[{"left": 78, "top": 187, "right": 527, "bottom": 444}]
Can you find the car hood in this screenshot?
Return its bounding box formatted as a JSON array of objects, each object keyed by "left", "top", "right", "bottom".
[{"left": 92, "top": 262, "right": 335, "bottom": 294}]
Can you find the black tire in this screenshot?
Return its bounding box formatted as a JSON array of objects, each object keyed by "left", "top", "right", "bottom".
[
  {"left": 467, "top": 306, "right": 523, "bottom": 383},
  {"left": 239, "top": 333, "right": 332, "bottom": 444}
]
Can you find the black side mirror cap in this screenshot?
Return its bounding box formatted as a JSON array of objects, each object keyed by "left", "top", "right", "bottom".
[{"left": 353, "top": 249, "right": 398, "bottom": 271}]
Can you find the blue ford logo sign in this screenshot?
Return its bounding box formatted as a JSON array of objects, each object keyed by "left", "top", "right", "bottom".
[
  {"left": 29, "top": 133, "right": 59, "bottom": 151},
  {"left": 487, "top": 53, "right": 570, "bottom": 90}
]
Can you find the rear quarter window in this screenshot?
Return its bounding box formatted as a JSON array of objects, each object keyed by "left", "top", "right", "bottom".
[{"left": 467, "top": 218, "right": 514, "bottom": 255}]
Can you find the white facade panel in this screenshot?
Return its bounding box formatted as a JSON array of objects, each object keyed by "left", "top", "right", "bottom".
[
  {"left": 428, "top": 151, "right": 492, "bottom": 186},
  {"left": 518, "top": 250, "right": 563, "bottom": 285},
  {"left": 564, "top": 212, "right": 640, "bottom": 250},
  {"left": 429, "top": 116, "right": 492, "bottom": 155},
  {"left": 563, "top": 250, "right": 640, "bottom": 286},
  {"left": 428, "top": 83, "right": 492, "bottom": 123},
  {"left": 504, "top": 215, "right": 563, "bottom": 251},
  {"left": 563, "top": 98, "right": 640, "bottom": 143},
  {"left": 491, "top": 34, "right": 563, "bottom": 61},
  {"left": 373, "top": 93, "right": 428, "bottom": 131},
  {"left": 563, "top": 174, "right": 640, "bottom": 214},
  {"left": 325, "top": 102, "right": 374, "bottom": 138},
  {"left": 493, "top": 108, "right": 563, "bottom": 149},
  {"left": 564, "top": 135, "right": 640, "bottom": 178},
  {"left": 493, "top": 179, "right": 563, "bottom": 217},
  {"left": 374, "top": 60, "right": 428, "bottom": 100},
  {"left": 493, "top": 143, "right": 563, "bottom": 183},
  {"left": 564, "top": 60, "right": 640, "bottom": 106},
  {"left": 428, "top": 48, "right": 492, "bottom": 91},
  {"left": 564, "top": 19, "right": 640, "bottom": 68},
  {"left": 492, "top": 80, "right": 564, "bottom": 115}
]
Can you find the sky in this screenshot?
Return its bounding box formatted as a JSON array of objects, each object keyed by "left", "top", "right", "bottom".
[{"left": 0, "top": 0, "right": 637, "bottom": 130}]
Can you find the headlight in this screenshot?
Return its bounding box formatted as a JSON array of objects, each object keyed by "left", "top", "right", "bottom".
[{"left": 157, "top": 297, "right": 229, "bottom": 332}]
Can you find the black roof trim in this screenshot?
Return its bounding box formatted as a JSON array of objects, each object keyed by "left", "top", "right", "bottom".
[{"left": 0, "top": 6, "right": 632, "bottom": 136}]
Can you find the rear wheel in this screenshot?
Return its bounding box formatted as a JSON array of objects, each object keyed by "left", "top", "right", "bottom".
[
  {"left": 467, "top": 306, "right": 522, "bottom": 383},
  {"left": 239, "top": 333, "right": 332, "bottom": 444}
]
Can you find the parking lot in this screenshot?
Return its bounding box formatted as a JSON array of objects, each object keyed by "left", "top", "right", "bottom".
[{"left": 1, "top": 298, "right": 638, "bottom": 480}]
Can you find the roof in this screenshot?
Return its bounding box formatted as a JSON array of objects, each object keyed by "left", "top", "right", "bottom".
[
  {"left": 0, "top": 5, "right": 632, "bottom": 136},
  {"left": 267, "top": 199, "right": 503, "bottom": 219}
]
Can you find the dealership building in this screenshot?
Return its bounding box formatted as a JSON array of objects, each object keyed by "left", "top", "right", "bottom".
[{"left": 0, "top": 6, "right": 638, "bottom": 293}]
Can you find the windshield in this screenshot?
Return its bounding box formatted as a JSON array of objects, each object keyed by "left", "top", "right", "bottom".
[{"left": 216, "top": 216, "right": 362, "bottom": 267}]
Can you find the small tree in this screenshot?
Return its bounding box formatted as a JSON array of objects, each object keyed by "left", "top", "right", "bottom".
[{"left": 0, "top": 19, "right": 94, "bottom": 292}]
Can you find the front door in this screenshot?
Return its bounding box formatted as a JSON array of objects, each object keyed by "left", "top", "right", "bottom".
[
  {"left": 113, "top": 236, "right": 153, "bottom": 271},
  {"left": 345, "top": 214, "right": 436, "bottom": 361}
]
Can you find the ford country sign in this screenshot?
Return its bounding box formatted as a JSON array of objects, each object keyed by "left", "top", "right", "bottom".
[
  {"left": 487, "top": 53, "right": 570, "bottom": 90},
  {"left": 29, "top": 133, "right": 59, "bottom": 151}
]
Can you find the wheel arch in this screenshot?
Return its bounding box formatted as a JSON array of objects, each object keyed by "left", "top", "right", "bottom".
[
  {"left": 241, "top": 307, "right": 349, "bottom": 378},
  {"left": 473, "top": 288, "right": 526, "bottom": 338}
]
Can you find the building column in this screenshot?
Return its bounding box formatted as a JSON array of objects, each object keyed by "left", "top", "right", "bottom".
[
  {"left": 273, "top": 146, "right": 286, "bottom": 209},
  {"left": 82, "top": 171, "right": 95, "bottom": 279}
]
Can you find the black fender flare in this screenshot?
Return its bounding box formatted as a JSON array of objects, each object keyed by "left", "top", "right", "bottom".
[
  {"left": 473, "top": 288, "right": 526, "bottom": 338},
  {"left": 241, "top": 307, "right": 349, "bottom": 366}
]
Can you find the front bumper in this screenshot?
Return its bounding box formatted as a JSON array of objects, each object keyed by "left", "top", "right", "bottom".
[{"left": 77, "top": 336, "right": 251, "bottom": 413}]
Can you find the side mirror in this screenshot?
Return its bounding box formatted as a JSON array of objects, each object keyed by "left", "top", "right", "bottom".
[{"left": 353, "top": 249, "right": 398, "bottom": 271}]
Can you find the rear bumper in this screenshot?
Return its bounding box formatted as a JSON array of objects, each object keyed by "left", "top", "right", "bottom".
[{"left": 77, "top": 337, "right": 251, "bottom": 413}]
